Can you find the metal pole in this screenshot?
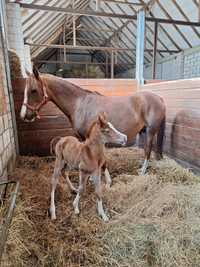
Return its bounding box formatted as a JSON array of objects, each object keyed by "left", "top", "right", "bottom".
[
  {"left": 73, "top": 16, "right": 76, "bottom": 47},
  {"left": 111, "top": 50, "right": 114, "bottom": 78},
  {"left": 136, "top": 9, "right": 145, "bottom": 85},
  {"left": 63, "top": 20, "right": 66, "bottom": 63},
  {"left": 152, "top": 21, "right": 158, "bottom": 79},
  {"left": 106, "top": 53, "right": 108, "bottom": 78}
]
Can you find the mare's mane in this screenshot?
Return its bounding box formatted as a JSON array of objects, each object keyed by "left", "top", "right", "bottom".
[{"left": 40, "top": 73, "right": 102, "bottom": 96}]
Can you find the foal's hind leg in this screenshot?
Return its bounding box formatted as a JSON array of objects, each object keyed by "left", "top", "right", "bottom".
[
  {"left": 61, "top": 169, "right": 78, "bottom": 193},
  {"left": 140, "top": 127, "right": 156, "bottom": 175},
  {"left": 50, "top": 158, "right": 63, "bottom": 220}
]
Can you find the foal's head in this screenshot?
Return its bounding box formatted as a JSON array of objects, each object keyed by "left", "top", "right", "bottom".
[
  {"left": 20, "top": 66, "right": 48, "bottom": 121},
  {"left": 88, "top": 112, "right": 127, "bottom": 146}
]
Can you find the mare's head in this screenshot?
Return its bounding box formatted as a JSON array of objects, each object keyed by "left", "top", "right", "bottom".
[
  {"left": 88, "top": 112, "right": 127, "bottom": 146},
  {"left": 20, "top": 66, "right": 48, "bottom": 122}
]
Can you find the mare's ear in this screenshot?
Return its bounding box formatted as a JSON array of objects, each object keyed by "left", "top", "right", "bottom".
[
  {"left": 32, "top": 65, "right": 40, "bottom": 80},
  {"left": 98, "top": 111, "right": 107, "bottom": 127}
]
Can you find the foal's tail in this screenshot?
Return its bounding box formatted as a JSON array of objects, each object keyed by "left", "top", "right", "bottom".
[
  {"left": 50, "top": 136, "right": 62, "bottom": 155},
  {"left": 156, "top": 116, "right": 166, "bottom": 160}
]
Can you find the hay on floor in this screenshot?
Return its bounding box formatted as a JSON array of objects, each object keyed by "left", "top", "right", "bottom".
[{"left": 1, "top": 147, "right": 200, "bottom": 267}]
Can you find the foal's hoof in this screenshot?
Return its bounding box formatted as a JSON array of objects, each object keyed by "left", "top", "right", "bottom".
[
  {"left": 74, "top": 209, "right": 80, "bottom": 215},
  {"left": 105, "top": 184, "right": 111, "bottom": 190},
  {"left": 102, "top": 214, "right": 109, "bottom": 222}
]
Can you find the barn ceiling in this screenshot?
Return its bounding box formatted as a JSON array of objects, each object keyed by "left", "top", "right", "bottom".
[{"left": 19, "top": 0, "right": 200, "bottom": 74}]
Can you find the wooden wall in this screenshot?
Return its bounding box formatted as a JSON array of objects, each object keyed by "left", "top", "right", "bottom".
[
  {"left": 142, "top": 78, "right": 200, "bottom": 172},
  {"left": 12, "top": 78, "right": 138, "bottom": 156}
]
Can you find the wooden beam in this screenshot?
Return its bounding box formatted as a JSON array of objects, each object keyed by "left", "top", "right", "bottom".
[
  {"left": 136, "top": 10, "right": 145, "bottom": 85},
  {"left": 152, "top": 21, "right": 158, "bottom": 79},
  {"left": 99, "top": 0, "right": 143, "bottom": 5},
  {"left": 26, "top": 42, "right": 134, "bottom": 51},
  {"left": 34, "top": 59, "right": 134, "bottom": 66},
  {"left": 20, "top": 3, "right": 200, "bottom": 26}
]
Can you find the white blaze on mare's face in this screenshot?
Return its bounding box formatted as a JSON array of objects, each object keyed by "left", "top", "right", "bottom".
[
  {"left": 20, "top": 82, "right": 28, "bottom": 120},
  {"left": 107, "top": 122, "right": 127, "bottom": 144}
]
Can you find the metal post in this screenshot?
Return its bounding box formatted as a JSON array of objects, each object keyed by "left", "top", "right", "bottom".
[
  {"left": 199, "top": 0, "right": 200, "bottom": 22},
  {"left": 106, "top": 53, "right": 108, "bottom": 78},
  {"left": 73, "top": 16, "right": 76, "bottom": 47},
  {"left": 63, "top": 20, "right": 66, "bottom": 63},
  {"left": 111, "top": 50, "right": 114, "bottom": 78},
  {"left": 96, "top": 0, "right": 100, "bottom": 11},
  {"left": 136, "top": 9, "right": 145, "bottom": 85},
  {"left": 152, "top": 21, "right": 158, "bottom": 79}
]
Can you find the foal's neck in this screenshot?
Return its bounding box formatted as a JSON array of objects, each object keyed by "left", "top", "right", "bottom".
[{"left": 86, "top": 126, "right": 104, "bottom": 152}]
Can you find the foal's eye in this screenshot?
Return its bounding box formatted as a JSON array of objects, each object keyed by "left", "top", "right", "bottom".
[{"left": 103, "top": 128, "right": 110, "bottom": 133}]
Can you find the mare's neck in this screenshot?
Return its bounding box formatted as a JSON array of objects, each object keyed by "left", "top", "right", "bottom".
[{"left": 43, "top": 75, "right": 87, "bottom": 124}]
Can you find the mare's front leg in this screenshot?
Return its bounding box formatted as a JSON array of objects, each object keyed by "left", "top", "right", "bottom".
[
  {"left": 94, "top": 168, "right": 109, "bottom": 222},
  {"left": 50, "top": 158, "right": 63, "bottom": 220},
  {"left": 73, "top": 171, "right": 89, "bottom": 215}
]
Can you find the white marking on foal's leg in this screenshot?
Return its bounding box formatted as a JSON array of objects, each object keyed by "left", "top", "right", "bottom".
[
  {"left": 97, "top": 199, "right": 109, "bottom": 222},
  {"left": 104, "top": 168, "right": 112, "bottom": 189},
  {"left": 50, "top": 176, "right": 58, "bottom": 220},
  {"left": 140, "top": 158, "right": 149, "bottom": 175},
  {"left": 73, "top": 193, "right": 80, "bottom": 214}
]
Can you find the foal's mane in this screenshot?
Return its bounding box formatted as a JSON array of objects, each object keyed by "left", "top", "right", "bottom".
[
  {"left": 86, "top": 121, "right": 98, "bottom": 138},
  {"left": 40, "top": 73, "right": 102, "bottom": 96}
]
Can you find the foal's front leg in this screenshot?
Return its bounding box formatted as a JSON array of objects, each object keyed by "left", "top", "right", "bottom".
[
  {"left": 94, "top": 168, "right": 109, "bottom": 222},
  {"left": 102, "top": 162, "right": 112, "bottom": 189},
  {"left": 50, "top": 158, "right": 63, "bottom": 220}
]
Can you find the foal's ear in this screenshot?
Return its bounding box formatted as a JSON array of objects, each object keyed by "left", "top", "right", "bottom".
[
  {"left": 33, "top": 65, "right": 40, "bottom": 80},
  {"left": 98, "top": 112, "right": 107, "bottom": 127}
]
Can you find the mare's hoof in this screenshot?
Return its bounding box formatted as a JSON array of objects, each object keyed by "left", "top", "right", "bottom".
[
  {"left": 48, "top": 208, "right": 56, "bottom": 220},
  {"left": 138, "top": 168, "right": 146, "bottom": 176}
]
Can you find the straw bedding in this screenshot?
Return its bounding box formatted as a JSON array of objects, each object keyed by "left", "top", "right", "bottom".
[{"left": 1, "top": 147, "right": 200, "bottom": 267}]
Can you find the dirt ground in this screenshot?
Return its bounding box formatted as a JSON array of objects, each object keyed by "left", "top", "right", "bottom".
[{"left": 1, "top": 147, "right": 200, "bottom": 267}]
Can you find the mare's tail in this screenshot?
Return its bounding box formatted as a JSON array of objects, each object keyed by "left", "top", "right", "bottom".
[
  {"left": 50, "top": 136, "right": 62, "bottom": 155},
  {"left": 156, "top": 116, "right": 166, "bottom": 160}
]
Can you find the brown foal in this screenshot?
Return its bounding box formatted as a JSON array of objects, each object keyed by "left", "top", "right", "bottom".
[{"left": 50, "top": 112, "right": 127, "bottom": 222}]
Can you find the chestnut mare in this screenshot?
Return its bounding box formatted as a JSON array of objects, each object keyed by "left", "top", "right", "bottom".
[
  {"left": 20, "top": 66, "right": 166, "bottom": 175},
  {"left": 50, "top": 112, "right": 127, "bottom": 221}
]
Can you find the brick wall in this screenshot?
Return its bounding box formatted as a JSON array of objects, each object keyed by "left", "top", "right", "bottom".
[{"left": 0, "top": 2, "right": 16, "bottom": 180}]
